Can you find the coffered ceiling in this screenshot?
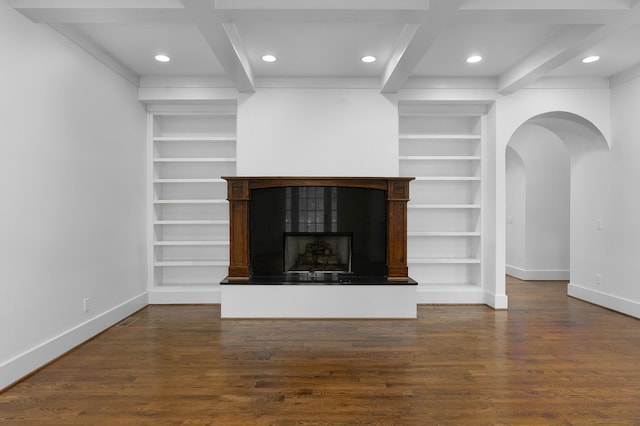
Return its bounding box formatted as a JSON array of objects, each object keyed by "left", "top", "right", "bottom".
[{"left": 10, "top": 0, "right": 640, "bottom": 93}]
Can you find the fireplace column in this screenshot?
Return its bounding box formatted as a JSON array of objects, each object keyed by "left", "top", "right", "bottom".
[
  {"left": 226, "top": 179, "right": 250, "bottom": 280},
  {"left": 387, "top": 180, "right": 410, "bottom": 279}
]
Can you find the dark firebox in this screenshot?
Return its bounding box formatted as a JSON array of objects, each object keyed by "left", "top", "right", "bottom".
[{"left": 284, "top": 234, "right": 352, "bottom": 273}]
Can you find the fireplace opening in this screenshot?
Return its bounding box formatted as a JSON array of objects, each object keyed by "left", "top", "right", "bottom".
[
  {"left": 249, "top": 185, "right": 388, "bottom": 279},
  {"left": 284, "top": 233, "right": 352, "bottom": 274}
]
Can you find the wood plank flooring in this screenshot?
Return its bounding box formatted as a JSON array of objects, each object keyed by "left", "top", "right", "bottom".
[{"left": 2, "top": 278, "right": 640, "bottom": 425}]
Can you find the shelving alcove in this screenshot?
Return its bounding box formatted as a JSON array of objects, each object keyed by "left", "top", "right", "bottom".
[
  {"left": 147, "top": 104, "right": 237, "bottom": 303},
  {"left": 399, "top": 102, "right": 487, "bottom": 304}
]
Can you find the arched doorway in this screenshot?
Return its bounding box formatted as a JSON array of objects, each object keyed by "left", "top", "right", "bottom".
[
  {"left": 504, "top": 111, "right": 608, "bottom": 296},
  {"left": 506, "top": 124, "right": 571, "bottom": 282}
]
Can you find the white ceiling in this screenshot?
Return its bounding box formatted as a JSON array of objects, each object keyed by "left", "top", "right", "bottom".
[{"left": 10, "top": 0, "right": 640, "bottom": 93}]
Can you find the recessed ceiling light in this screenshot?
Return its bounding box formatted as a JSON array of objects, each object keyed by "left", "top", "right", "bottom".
[
  {"left": 262, "top": 55, "right": 277, "bottom": 63},
  {"left": 155, "top": 54, "right": 170, "bottom": 63},
  {"left": 361, "top": 55, "right": 376, "bottom": 63},
  {"left": 582, "top": 55, "right": 600, "bottom": 64},
  {"left": 466, "top": 55, "right": 482, "bottom": 64}
]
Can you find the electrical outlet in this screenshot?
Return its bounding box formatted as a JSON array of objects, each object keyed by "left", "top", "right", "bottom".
[
  {"left": 596, "top": 219, "right": 603, "bottom": 230},
  {"left": 83, "top": 297, "right": 90, "bottom": 312},
  {"left": 595, "top": 274, "right": 602, "bottom": 285}
]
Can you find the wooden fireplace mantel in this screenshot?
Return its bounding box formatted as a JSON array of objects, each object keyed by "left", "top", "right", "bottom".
[{"left": 222, "top": 176, "right": 414, "bottom": 281}]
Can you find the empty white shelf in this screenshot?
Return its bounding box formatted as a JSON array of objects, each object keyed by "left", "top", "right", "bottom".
[
  {"left": 154, "top": 261, "right": 228, "bottom": 267},
  {"left": 413, "top": 176, "right": 481, "bottom": 181},
  {"left": 153, "top": 136, "right": 235, "bottom": 142},
  {"left": 399, "top": 156, "right": 481, "bottom": 161},
  {"left": 408, "top": 258, "right": 481, "bottom": 264},
  {"left": 153, "top": 178, "right": 225, "bottom": 183},
  {"left": 399, "top": 134, "right": 481, "bottom": 140},
  {"left": 154, "top": 241, "right": 230, "bottom": 246},
  {"left": 408, "top": 204, "right": 481, "bottom": 209},
  {"left": 153, "top": 157, "right": 236, "bottom": 163},
  {"left": 154, "top": 220, "right": 229, "bottom": 225},
  {"left": 153, "top": 199, "right": 227, "bottom": 204},
  {"left": 407, "top": 232, "right": 481, "bottom": 237}
]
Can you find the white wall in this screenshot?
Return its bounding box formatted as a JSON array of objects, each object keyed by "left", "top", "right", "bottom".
[
  {"left": 567, "top": 76, "right": 640, "bottom": 317},
  {"left": 506, "top": 124, "right": 570, "bottom": 280},
  {"left": 237, "top": 88, "right": 398, "bottom": 176},
  {"left": 505, "top": 146, "right": 526, "bottom": 270},
  {"left": 0, "top": 2, "right": 147, "bottom": 389}
]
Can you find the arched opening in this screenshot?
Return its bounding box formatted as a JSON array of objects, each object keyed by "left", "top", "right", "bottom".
[{"left": 505, "top": 111, "right": 608, "bottom": 297}]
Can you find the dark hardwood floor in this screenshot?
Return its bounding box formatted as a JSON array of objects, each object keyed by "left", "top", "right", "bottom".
[{"left": 2, "top": 278, "right": 640, "bottom": 425}]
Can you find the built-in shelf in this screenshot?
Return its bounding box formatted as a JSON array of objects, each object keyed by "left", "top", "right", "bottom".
[
  {"left": 153, "top": 157, "right": 236, "bottom": 163},
  {"left": 154, "top": 136, "right": 235, "bottom": 142},
  {"left": 408, "top": 258, "right": 481, "bottom": 264},
  {"left": 154, "top": 178, "right": 225, "bottom": 183},
  {"left": 399, "top": 104, "right": 484, "bottom": 296},
  {"left": 408, "top": 204, "right": 481, "bottom": 209},
  {"left": 413, "top": 176, "right": 480, "bottom": 181},
  {"left": 407, "top": 232, "right": 481, "bottom": 237},
  {"left": 154, "top": 241, "right": 230, "bottom": 246},
  {"left": 399, "top": 134, "right": 481, "bottom": 140},
  {"left": 399, "top": 156, "right": 481, "bottom": 160},
  {"left": 153, "top": 199, "right": 227, "bottom": 204},
  {"left": 154, "top": 261, "right": 229, "bottom": 267},
  {"left": 150, "top": 110, "right": 236, "bottom": 293},
  {"left": 154, "top": 220, "right": 229, "bottom": 225},
  {"left": 154, "top": 282, "right": 221, "bottom": 287}
]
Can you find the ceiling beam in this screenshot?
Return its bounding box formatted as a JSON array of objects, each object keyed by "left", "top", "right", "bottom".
[
  {"left": 498, "top": 1, "right": 640, "bottom": 94},
  {"left": 380, "top": 0, "right": 464, "bottom": 93},
  {"left": 497, "top": 26, "right": 600, "bottom": 94},
  {"left": 10, "top": 0, "right": 188, "bottom": 23},
  {"left": 460, "top": 0, "right": 632, "bottom": 10},
  {"left": 181, "top": 0, "right": 255, "bottom": 93},
  {"left": 214, "top": 0, "right": 430, "bottom": 10}
]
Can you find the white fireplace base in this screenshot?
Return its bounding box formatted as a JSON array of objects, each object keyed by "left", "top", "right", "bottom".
[{"left": 220, "top": 284, "right": 417, "bottom": 319}]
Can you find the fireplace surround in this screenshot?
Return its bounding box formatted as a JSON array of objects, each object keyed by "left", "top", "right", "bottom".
[
  {"left": 222, "top": 176, "right": 415, "bottom": 283},
  {"left": 220, "top": 176, "right": 416, "bottom": 318}
]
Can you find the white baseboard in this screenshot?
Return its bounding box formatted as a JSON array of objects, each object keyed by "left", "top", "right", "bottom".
[
  {"left": 148, "top": 287, "right": 221, "bottom": 304},
  {"left": 416, "top": 285, "right": 485, "bottom": 304},
  {"left": 0, "top": 292, "right": 148, "bottom": 392},
  {"left": 568, "top": 282, "right": 640, "bottom": 319},
  {"left": 221, "top": 285, "right": 417, "bottom": 318},
  {"left": 415, "top": 284, "right": 509, "bottom": 309},
  {"left": 506, "top": 265, "right": 569, "bottom": 281},
  {"left": 484, "top": 291, "right": 509, "bottom": 309}
]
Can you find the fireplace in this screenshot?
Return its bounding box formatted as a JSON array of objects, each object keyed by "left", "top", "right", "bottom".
[
  {"left": 220, "top": 177, "right": 416, "bottom": 318},
  {"left": 222, "top": 177, "right": 414, "bottom": 283}
]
